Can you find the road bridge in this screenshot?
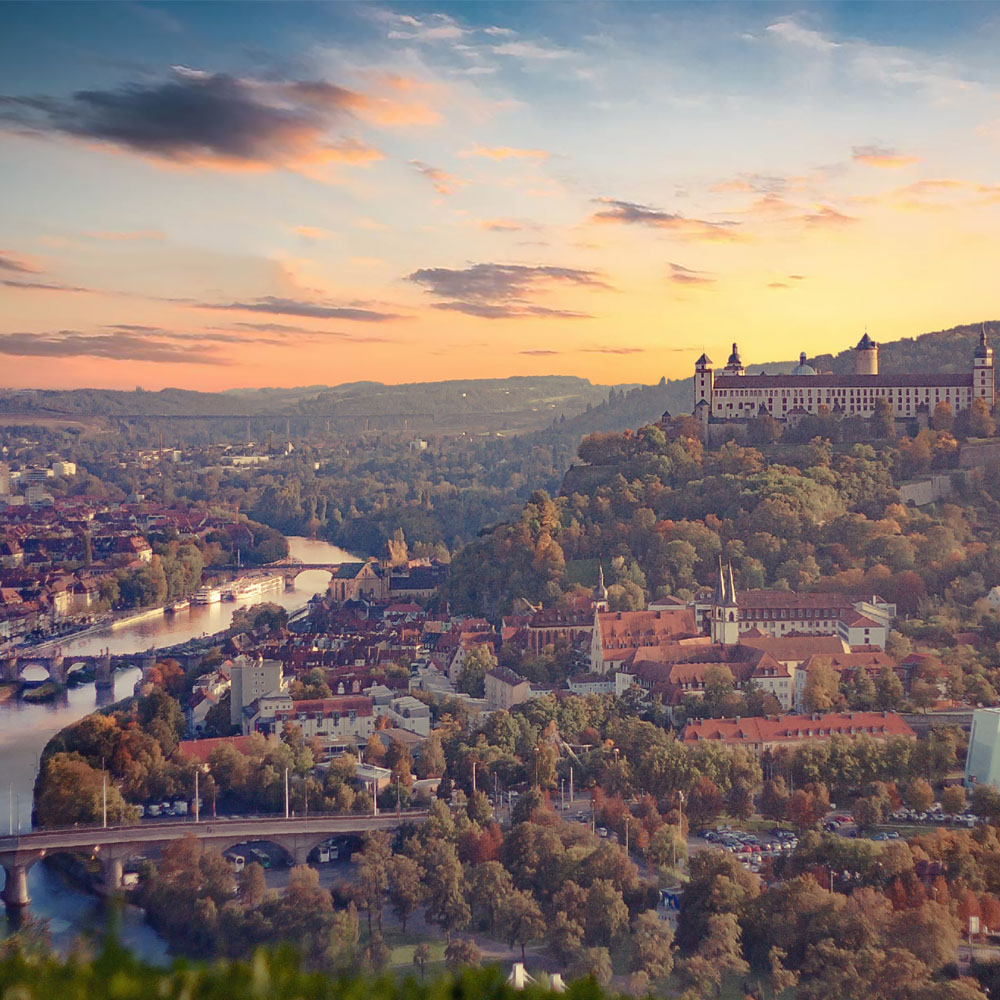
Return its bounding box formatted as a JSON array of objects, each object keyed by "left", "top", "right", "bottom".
[
  {"left": 213, "top": 560, "right": 349, "bottom": 588},
  {"left": 0, "top": 811, "right": 426, "bottom": 908}
]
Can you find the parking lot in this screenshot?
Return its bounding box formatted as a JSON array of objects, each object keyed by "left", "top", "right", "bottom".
[{"left": 693, "top": 827, "right": 799, "bottom": 874}]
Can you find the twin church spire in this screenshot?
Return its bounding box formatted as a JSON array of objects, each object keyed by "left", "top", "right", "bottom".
[{"left": 711, "top": 557, "right": 739, "bottom": 645}]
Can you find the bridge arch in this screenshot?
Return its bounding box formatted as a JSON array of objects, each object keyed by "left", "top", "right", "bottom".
[
  {"left": 209, "top": 837, "right": 296, "bottom": 868},
  {"left": 19, "top": 662, "right": 51, "bottom": 684},
  {"left": 286, "top": 567, "right": 336, "bottom": 592}
]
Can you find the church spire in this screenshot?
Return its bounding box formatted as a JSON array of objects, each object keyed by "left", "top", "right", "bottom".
[
  {"left": 714, "top": 557, "right": 726, "bottom": 605},
  {"left": 726, "top": 561, "right": 737, "bottom": 606}
]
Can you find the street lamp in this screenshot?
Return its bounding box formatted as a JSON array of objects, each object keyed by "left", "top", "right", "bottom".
[{"left": 674, "top": 790, "right": 685, "bottom": 871}]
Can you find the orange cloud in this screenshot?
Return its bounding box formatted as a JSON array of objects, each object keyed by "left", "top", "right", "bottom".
[
  {"left": 409, "top": 160, "right": 466, "bottom": 195},
  {"left": 290, "top": 225, "right": 331, "bottom": 240},
  {"left": 1, "top": 69, "right": 386, "bottom": 179},
  {"left": 459, "top": 144, "right": 549, "bottom": 161},
  {"left": 852, "top": 145, "right": 921, "bottom": 169},
  {"left": 85, "top": 230, "right": 165, "bottom": 241},
  {"left": 591, "top": 198, "right": 744, "bottom": 242},
  {"left": 799, "top": 205, "right": 858, "bottom": 227}
]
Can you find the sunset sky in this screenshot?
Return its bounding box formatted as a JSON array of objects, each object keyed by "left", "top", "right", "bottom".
[{"left": 1, "top": 1, "right": 999, "bottom": 391}]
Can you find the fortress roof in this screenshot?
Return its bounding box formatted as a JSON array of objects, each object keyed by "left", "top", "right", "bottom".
[{"left": 714, "top": 372, "right": 973, "bottom": 389}]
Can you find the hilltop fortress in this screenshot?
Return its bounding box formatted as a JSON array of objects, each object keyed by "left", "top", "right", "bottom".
[{"left": 693, "top": 330, "right": 995, "bottom": 442}]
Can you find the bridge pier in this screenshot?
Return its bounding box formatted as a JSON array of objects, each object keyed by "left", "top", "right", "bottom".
[
  {"left": 0, "top": 658, "right": 17, "bottom": 684},
  {"left": 96, "top": 652, "right": 114, "bottom": 689},
  {"left": 46, "top": 653, "right": 66, "bottom": 686},
  {"left": 98, "top": 854, "right": 124, "bottom": 895},
  {"left": 2, "top": 863, "right": 31, "bottom": 907},
  {"left": 140, "top": 649, "right": 158, "bottom": 682}
]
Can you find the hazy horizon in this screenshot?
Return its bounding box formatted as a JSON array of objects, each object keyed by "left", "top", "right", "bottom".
[{"left": 2, "top": 1, "right": 999, "bottom": 391}]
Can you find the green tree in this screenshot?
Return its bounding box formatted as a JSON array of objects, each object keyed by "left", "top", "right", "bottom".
[
  {"left": 412, "top": 942, "right": 432, "bottom": 979},
  {"left": 500, "top": 889, "right": 546, "bottom": 962},
  {"left": 629, "top": 910, "right": 674, "bottom": 982},
  {"left": 386, "top": 854, "right": 424, "bottom": 932},
  {"left": 355, "top": 831, "right": 391, "bottom": 936},
  {"left": 584, "top": 879, "right": 629, "bottom": 946}
]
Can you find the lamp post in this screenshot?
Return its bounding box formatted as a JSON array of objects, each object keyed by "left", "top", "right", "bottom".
[
  {"left": 674, "top": 790, "right": 685, "bottom": 870},
  {"left": 284, "top": 768, "right": 290, "bottom": 819},
  {"left": 194, "top": 768, "right": 199, "bottom": 824}
]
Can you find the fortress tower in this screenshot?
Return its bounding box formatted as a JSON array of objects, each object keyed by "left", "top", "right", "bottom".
[
  {"left": 854, "top": 332, "right": 879, "bottom": 376},
  {"left": 974, "top": 328, "right": 995, "bottom": 404}
]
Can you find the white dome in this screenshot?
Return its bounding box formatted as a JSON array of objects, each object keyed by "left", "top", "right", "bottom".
[{"left": 791, "top": 351, "right": 816, "bottom": 376}]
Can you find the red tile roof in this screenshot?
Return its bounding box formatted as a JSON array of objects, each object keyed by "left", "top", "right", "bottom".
[{"left": 682, "top": 711, "right": 916, "bottom": 747}]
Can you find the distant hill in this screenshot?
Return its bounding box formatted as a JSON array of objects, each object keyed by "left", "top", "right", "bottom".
[
  {"left": 807, "top": 320, "right": 999, "bottom": 376},
  {"left": 1, "top": 322, "right": 995, "bottom": 435},
  {"left": 0, "top": 376, "right": 636, "bottom": 436}
]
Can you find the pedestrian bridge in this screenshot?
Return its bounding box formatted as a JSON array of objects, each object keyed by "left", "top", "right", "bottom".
[{"left": 0, "top": 810, "right": 426, "bottom": 908}]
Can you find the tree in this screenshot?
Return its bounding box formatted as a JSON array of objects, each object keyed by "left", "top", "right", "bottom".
[
  {"left": 457, "top": 645, "right": 495, "bottom": 698},
  {"left": 872, "top": 397, "right": 896, "bottom": 439},
  {"left": 686, "top": 776, "right": 723, "bottom": 828},
  {"left": 469, "top": 861, "right": 514, "bottom": 932},
  {"left": 726, "top": 779, "right": 755, "bottom": 825},
  {"left": 910, "top": 679, "right": 939, "bottom": 714},
  {"left": 786, "top": 783, "right": 830, "bottom": 831},
  {"left": 965, "top": 396, "right": 996, "bottom": 438},
  {"left": 355, "top": 831, "right": 391, "bottom": 936},
  {"left": 876, "top": 667, "right": 905, "bottom": 711},
  {"left": 941, "top": 784, "right": 966, "bottom": 816},
  {"left": 421, "top": 838, "right": 469, "bottom": 939},
  {"left": 853, "top": 794, "right": 887, "bottom": 831},
  {"left": 584, "top": 879, "right": 629, "bottom": 946},
  {"left": 931, "top": 401, "right": 954, "bottom": 433},
  {"left": 548, "top": 911, "right": 585, "bottom": 965},
  {"left": 363, "top": 732, "right": 386, "bottom": 767},
  {"left": 569, "top": 946, "right": 613, "bottom": 986},
  {"left": 237, "top": 862, "right": 269, "bottom": 907},
  {"left": 903, "top": 778, "right": 935, "bottom": 813},
  {"left": 760, "top": 777, "right": 790, "bottom": 821},
  {"left": 386, "top": 854, "right": 424, "bottom": 932},
  {"left": 385, "top": 739, "right": 414, "bottom": 788},
  {"left": 629, "top": 910, "right": 674, "bottom": 982},
  {"left": 412, "top": 942, "right": 431, "bottom": 979},
  {"left": 647, "top": 823, "right": 686, "bottom": 870},
  {"left": 418, "top": 734, "right": 446, "bottom": 779},
  {"left": 35, "top": 753, "right": 135, "bottom": 827},
  {"left": 444, "top": 938, "right": 481, "bottom": 969},
  {"left": 802, "top": 662, "right": 841, "bottom": 713},
  {"left": 893, "top": 900, "right": 960, "bottom": 971},
  {"left": 500, "top": 889, "right": 546, "bottom": 962}
]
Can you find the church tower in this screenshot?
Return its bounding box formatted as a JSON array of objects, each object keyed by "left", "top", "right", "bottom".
[
  {"left": 694, "top": 353, "right": 714, "bottom": 411},
  {"left": 711, "top": 559, "right": 740, "bottom": 646},
  {"left": 974, "top": 327, "right": 995, "bottom": 405},
  {"left": 593, "top": 562, "right": 609, "bottom": 613},
  {"left": 722, "top": 343, "right": 745, "bottom": 377}
]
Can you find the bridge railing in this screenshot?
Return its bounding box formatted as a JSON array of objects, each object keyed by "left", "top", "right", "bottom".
[{"left": 0, "top": 808, "right": 429, "bottom": 844}]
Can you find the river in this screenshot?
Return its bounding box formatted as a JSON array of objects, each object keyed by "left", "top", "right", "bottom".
[{"left": 0, "top": 536, "right": 354, "bottom": 954}]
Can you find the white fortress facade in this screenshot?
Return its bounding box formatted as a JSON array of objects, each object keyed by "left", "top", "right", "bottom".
[{"left": 694, "top": 331, "right": 994, "bottom": 426}]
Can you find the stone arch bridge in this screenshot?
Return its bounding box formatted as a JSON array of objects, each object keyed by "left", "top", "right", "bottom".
[
  {"left": 213, "top": 560, "right": 347, "bottom": 589},
  {"left": 0, "top": 647, "right": 205, "bottom": 687},
  {"left": 0, "top": 811, "right": 425, "bottom": 908}
]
